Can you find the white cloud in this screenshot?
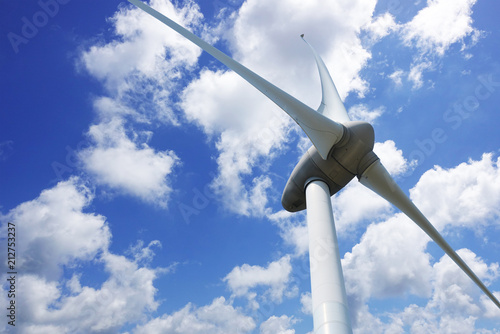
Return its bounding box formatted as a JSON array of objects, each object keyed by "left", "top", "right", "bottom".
[
  {"left": 429, "top": 249, "right": 497, "bottom": 316},
  {"left": 181, "top": 70, "right": 288, "bottom": 136},
  {"left": 268, "top": 210, "right": 309, "bottom": 256},
  {"left": 81, "top": 0, "right": 203, "bottom": 95},
  {"left": 343, "top": 214, "right": 433, "bottom": 305},
  {"left": 332, "top": 181, "right": 391, "bottom": 233},
  {"left": 378, "top": 249, "right": 500, "bottom": 333},
  {"left": 281, "top": 220, "right": 309, "bottom": 256},
  {"left": 16, "top": 249, "right": 163, "bottom": 333},
  {"left": 79, "top": 117, "right": 178, "bottom": 207},
  {"left": 348, "top": 104, "right": 385, "bottom": 123},
  {"left": 374, "top": 140, "right": 416, "bottom": 176},
  {"left": 260, "top": 315, "right": 297, "bottom": 334},
  {"left": 388, "top": 69, "right": 405, "bottom": 87},
  {"left": 410, "top": 153, "right": 500, "bottom": 231},
  {"left": 408, "top": 61, "right": 433, "bottom": 89},
  {"left": 78, "top": 0, "right": 212, "bottom": 131},
  {"left": 372, "top": 0, "right": 484, "bottom": 90},
  {"left": 179, "top": 0, "right": 380, "bottom": 216},
  {"left": 363, "top": 12, "right": 397, "bottom": 42},
  {"left": 77, "top": 1, "right": 212, "bottom": 209},
  {"left": 300, "top": 292, "right": 312, "bottom": 315},
  {"left": 181, "top": 70, "right": 291, "bottom": 216},
  {"left": 0, "top": 181, "right": 168, "bottom": 333},
  {"left": 481, "top": 292, "right": 500, "bottom": 319},
  {"left": 92, "top": 96, "right": 146, "bottom": 124},
  {"left": 132, "top": 297, "right": 256, "bottom": 334},
  {"left": 341, "top": 154, "right": 500, "bottom": 332},
  {"left": 343, "top": 219, "right": 500, "bottom": 332},
  {"left": 211, "top": 144, "right": 278, "bottom": 217},
  {"left": 402, "top": 0, "right": 480, "bottom": 55},
  {"left": 0, "top": 177, "right": 110, "bottom": 280},
  {"left": 228, "top": 0, "right": 374, "bottom": 99},
  {"left": 348, "top": 304, "right": 391, "bottom": 334},
  {"left": 127, "top": 240, "right": 164, "bottom": 265},
  {"left": 223, "top": 255, "right": 295, "bottom": 305}
]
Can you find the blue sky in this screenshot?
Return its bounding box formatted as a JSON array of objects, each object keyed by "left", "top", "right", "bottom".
[{"left": 1, "top": 0, "right": 500, "bottom": 332}]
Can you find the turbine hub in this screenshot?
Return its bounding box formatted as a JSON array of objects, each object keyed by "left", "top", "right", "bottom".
[{"left": 282, "top": 121, "right": 379, "bottom": 212}]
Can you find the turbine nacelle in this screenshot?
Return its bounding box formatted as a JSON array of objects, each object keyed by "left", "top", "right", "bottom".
[{"left": 282, "top": 121, "right": 378, "bottom": 212}]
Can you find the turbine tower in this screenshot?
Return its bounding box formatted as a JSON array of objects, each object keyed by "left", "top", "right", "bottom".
[{"left": 127, "top": 1, "right": 500, "bottom": 333}]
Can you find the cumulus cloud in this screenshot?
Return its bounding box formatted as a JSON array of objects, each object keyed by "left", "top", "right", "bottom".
[
  {"left": 92, "top": 96, "right": 146, "bottom": 124},
  {"left": 342, "top": 153, "right": 500, "bottom": 331},
  {"left": 229, "top": 0, "right": 374, "bottom": 99},
  {"left": 410, "top": 153, "right": 500, "bottom": 231},
  {"left": 373, "top": 249, "right": 500, "bottom": 333},
  {"left": 342, "top": 214, "right": 499, "bottom": 332},
  {"left": 77, "top": 0, "right": 210, "bottom": 207},
  {"left": 79, "top": 117, "right": 178, "bottom": 207},
  {"left": 348, "top": 104, "right": 385, "bottom": 123},
  {"left": 429, "top": 249, "right": 498, "bottom": 316},
  {"left": 343, "top": 214, "right": 433, "bottom": 305},
  {"left": 481, "top": 292, "right": 500, "bottom": 319},
  {"left": 0, "top": 177, "right": 110, "bottom": 280},
  {"left": 81, "top": 0, "right": 203, "bottom": 95},
  {"left": 132, "top": 297, "right": 255, "bottom": 334},
  {"left": 408, "top": 60, "right": 433, "bottom": 89},
  {"left": 181, "top": 70, "right": 288, "bottom": 136},
  {"left": 224, "top": 255, "right": 295, "bottom": 305},
  {"left": 180, "top": 69, "right": 291, "bottom": 216},
  {"left": 260, "top": 315, "right": 297, "bottom": 334},
  {"left": 382, "top": 0, "right": 483, "bottom": 90},
  {"left": 268, "top": 210, "right": 309, "bottom": 256},
  {"left": 357, "top": 0, "right": 483, "bottom": 91},
  {"left": 211, "top": 134, "right": 283, "bottom": 217},
  {"left": 332, "top": 181, "right": 391, "bottom": 233},
  {"left": 16, "top": 250, "right": 163, "bottom": 333},
  {"left": 374, "top": 140, "right": 416, "bottom": 176},
  {"left": 78, "top": 0, "right": 211, "bottom": 134},
  {"left": 0, "top": 179, "right": 168, "bottom": 333},
  {"left": 300, "top": 292, "right": 312, "bottom": 315},
  {"left": 179, "top": 0, "right": 380, "bottom": 216},
  {"left": 363, "top": 12, "right": 397, "bottom": 42},
  {"left": 388, "top": 69, "right": 405, "bottom": 87},
  {"left": 402, "top": 0, "right": 481, "bottom": 56}
]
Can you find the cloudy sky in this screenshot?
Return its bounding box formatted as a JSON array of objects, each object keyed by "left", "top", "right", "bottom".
[{"left": 1, "top": 0, "right": 500, "bottom": 332}]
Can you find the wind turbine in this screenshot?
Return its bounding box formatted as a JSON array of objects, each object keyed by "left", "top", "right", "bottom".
[{"left": 127, "top": 1, "right": 500, "bottom": 333}]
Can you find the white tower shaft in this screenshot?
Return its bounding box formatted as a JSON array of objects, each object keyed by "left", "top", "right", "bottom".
[{"left": 306, "top": 180, "right": 352, "bottom": 334}]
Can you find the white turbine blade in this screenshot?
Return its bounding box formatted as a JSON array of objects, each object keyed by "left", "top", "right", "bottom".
[
  {"left": 359, "top": 160, "right": 500, "bottom": 310},
  {"left": 301, "top": 36, "right": 351, "bottom": 124},
  {"left": 127, "top": 0, "right": 343, "bottom": 159}
]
